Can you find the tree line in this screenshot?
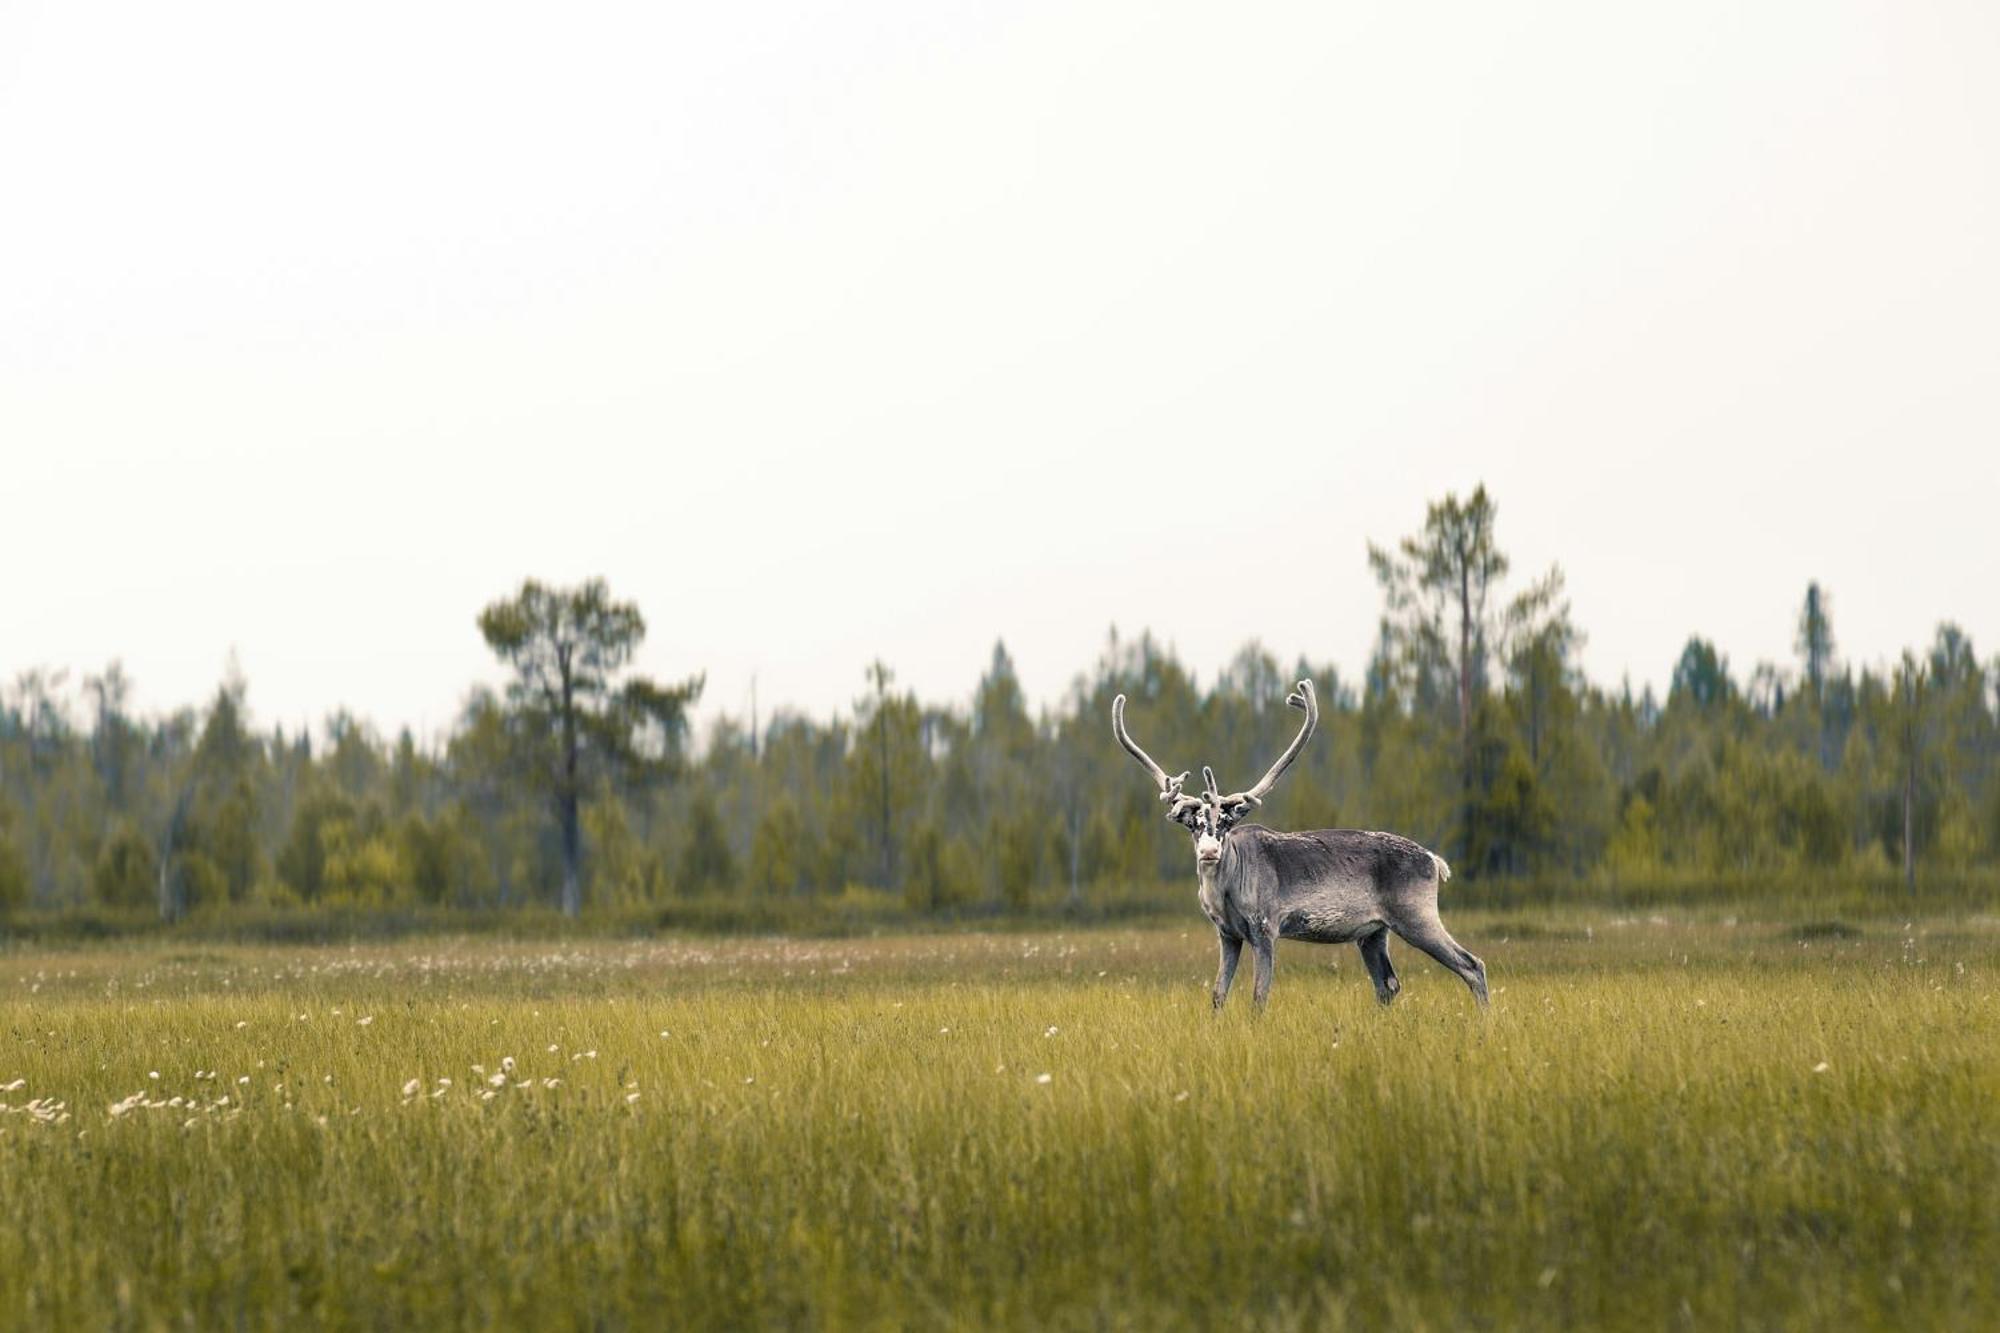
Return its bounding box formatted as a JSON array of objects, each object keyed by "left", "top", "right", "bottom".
[{"left": 3, "top": 487, "right": 1996, "bottom": 922}]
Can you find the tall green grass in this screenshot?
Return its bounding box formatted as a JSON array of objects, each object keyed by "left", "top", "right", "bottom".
[{"left": 2, "top": 919, "right": 1995, "bottom": 1328}]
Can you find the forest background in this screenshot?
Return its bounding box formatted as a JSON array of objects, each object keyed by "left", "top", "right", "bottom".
[{"left": 3, "top": 487, "right": 1994, "bottom": 935}]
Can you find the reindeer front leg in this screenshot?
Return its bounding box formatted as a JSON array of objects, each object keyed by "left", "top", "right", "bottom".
[
  {"left": 1212, "top": 931, "right": 1242, "bottom": 1011},
  {"left": 1250, "top": 924, "right": 1277, "bottom": 1009}
]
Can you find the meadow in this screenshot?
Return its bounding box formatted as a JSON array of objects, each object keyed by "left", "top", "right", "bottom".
[{"left": 2, "top": 912, "right": 1996, "bottom": 1330}]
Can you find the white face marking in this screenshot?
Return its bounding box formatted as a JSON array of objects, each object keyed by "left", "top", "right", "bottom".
[{"left": 1195, "top": 832, "right": 1221, "bottom": 864}]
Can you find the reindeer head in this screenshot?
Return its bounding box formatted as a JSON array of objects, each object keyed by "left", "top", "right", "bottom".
[{"left": 1111, "top": 680, "right": 1318, "bottom": 874}]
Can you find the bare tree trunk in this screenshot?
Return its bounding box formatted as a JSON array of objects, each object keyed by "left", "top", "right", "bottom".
[
  {"left": 1458, "top": 559, "right": 1476, "bottom": 870},
  {"left": 157, "top": 791, "right": 189, "bottom": 923},
  {"left": 1458, "top": 563, "right": 1473, "bottom": 745},
  {"left": 1066, "top": 805, "right": 1083, "bottom": 910},
  {"left": 1903, "top": 758, "right": 1916, "bottom": 894},
  {"left": 877, "top": 710, "right": 893, "bottom": 891},
  {"left": 559, "top": 651, "right": 582, "bottom": 917},
  {"left": 559, "top": 787, "right": 582, "bottom": 918}
]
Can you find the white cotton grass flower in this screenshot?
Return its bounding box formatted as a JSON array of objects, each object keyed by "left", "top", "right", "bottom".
[
  {"left": 356, "top": 1016, "right": 374, "bottom": 1027},
  {"left": 487, "top": 1073, "right": 507, "bottom": 1088},
  {"left": 1035, "top": 1073, "right": 1053, "bottom": 1085},
  {"left": 547, "top": 1044, "right": 559, "bottom": 1053},
  {"left": 148, "top": 1071, "right": 160, "bottom": 1081},
  {"left": 626, "top": 1092, "right": 641, "bottom": 1104},
  {"left": 0, "top": 1079, "right": 24, "bottom": 1093},
  {"left": 1812, "top": 1061, "right": 1831, "bottom": 1074},
  {"left": 571, "top": 1049, "right": 598, "bottom": 1062},
  {"left": 236, "top": 1076, "right": 249, "bottom": 1085},
  {"left": 234, "top": 1020, "right": 248, "bottom": 1029},
  {"left": 402, "top": 1078, "right": 421, "bottom": 1098},
  {"left": 1044, "top": 1026, "right": 1059, "bottom": 1038},
  {"left": 500, "top": 1056, "right": 516, "bottom": 1075}
]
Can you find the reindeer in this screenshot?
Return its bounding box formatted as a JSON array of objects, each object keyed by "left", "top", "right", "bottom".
[{"left": 1113, "top": 680, "right": 1488, "bottom": 1011}]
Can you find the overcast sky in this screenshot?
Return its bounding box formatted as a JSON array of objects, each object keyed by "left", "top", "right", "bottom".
[{"left": 4, "top": 0, "right": 1996, "bottom": 742}]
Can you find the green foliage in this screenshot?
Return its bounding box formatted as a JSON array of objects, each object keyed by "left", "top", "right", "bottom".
[
  {"left": 90, "top": 821, "right": 156, "bottom": 908},
  {"left": 845, "top": 661, "right": 926, "bottom": 892},
  {"left": 1473, "top": 741, "right": 1556, "bottom": 875},
  {"left": 320, "top": 820, "right": 407, "bottom": 904},
  {"left": 989, "top": 810, "right": 1041, "bottom": 910},
  {"left": 3, "top": 526, "right": 1998, "bottom": 926},
  {"left": 399, "top": 809, "right": 482, "bottom": 906},
  {"left": 1367, "top": 487, "right": 1574, "bottom": 866},
  {"left": 1605, "top": 793, "right": 1661, "bottom": 877},
  {"left": 676, "top": 792, "right": 736, "bottom": 896},
  {"left": 477, "top": 578, "right": 703, "bottom": 915},
  {"left": 1797, "top": 581, "right": 1835, "bottom": 697},
  {"left": 1670, "top": 637, "right": 1735, "bottom": 709},
  {"left": 0, "top": 828, "right": 26, "bottom": 914},
  {"left": 581, "top": 798, "right": 656, "bottom": 906},
  {"left": 277, "top": 787, "right": 354, "bottom": 900},
  {"left": 902, "top": 821, "right": 977, "bottom": 911},
  {"left": 175, "top": 849, "right": 227, "bottom": 910},
  {"left": 750, "top": 793, "right": 805, "bottom": 897},
  {"left": 1367, "top": 484, "right": 1510, "bottom": 723},
  {"left": 1078, "top": 809, "right": 1122, "bottom": 884},
  {"left": 476, "top": 579, "right": 703, "bottom": 781}
]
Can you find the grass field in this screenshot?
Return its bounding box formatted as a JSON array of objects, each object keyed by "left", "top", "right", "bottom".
[{"left": 3, "top": 911, "right": 1996, "bottom": 1329}]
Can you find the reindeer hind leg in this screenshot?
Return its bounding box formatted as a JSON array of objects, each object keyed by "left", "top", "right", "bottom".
[
  {"left": 1390, "top": 912, "right": 1488, "bottom": 1007},
  {"left": 1357, "top": 927, "right": 1400, "bottom": 1006}
]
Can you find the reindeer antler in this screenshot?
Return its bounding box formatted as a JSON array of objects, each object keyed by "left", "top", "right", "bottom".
[
  {"left": 1112, "top": 694, "right": 1193, "bottom": 814},
  {"left": 1212, "top": 679, "right": 1318, "bottom": 814}
]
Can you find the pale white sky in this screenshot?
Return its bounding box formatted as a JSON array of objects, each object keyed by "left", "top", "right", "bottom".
[{"left": 4, "top": 1, "right": 1997, "bottom": 742}]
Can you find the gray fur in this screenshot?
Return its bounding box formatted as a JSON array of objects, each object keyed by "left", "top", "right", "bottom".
[
  {"left": 1114, "top": 680, "right": 1486, "bottom": 1012},
  {"left": 1198, "top": 824, "right": 1488, "bottom": 1010}
]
